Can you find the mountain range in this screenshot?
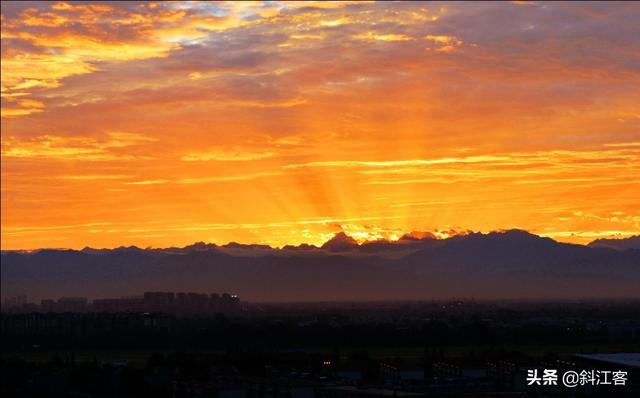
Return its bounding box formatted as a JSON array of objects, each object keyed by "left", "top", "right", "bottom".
[{"left": 2, "top": 230, "right": 638, "bottom": 302}]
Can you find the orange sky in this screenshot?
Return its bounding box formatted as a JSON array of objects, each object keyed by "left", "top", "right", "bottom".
[{"left": 1, "top": 1, "right": 639, "bottom": 250}]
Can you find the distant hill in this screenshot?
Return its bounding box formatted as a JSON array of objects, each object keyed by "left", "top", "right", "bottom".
[
  {"left": 2, "top": 230, "right": 639, "bottom": 302},
  {"left": 588, "top": 235, "right": 640, "bottom": 251},
  {"left": 321, "top": 232, "right": 359, "bottom": 252}
]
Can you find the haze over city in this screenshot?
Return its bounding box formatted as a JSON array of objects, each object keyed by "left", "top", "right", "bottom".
[{"left": 2, "top": 1, "right": 639, "bottom": 250}]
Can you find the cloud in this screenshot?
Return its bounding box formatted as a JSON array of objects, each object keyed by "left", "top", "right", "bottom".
[
  {"left": 424, "top": 34, "right": 464, "bottom": 52},
  {"left": 181, "top": 148, "right": 275, "bottom": 161},
  {"left": 124, "top": 179, "right": 169, "bottom": 185},
  {"left": 0, "top": 1, "right": 275, "bottom": 116},
  {"left": 177, "top": 172, "right": 282, "bottom": 184},
  {"left": 353, "top": 32, "right": 413, "bottom": 42},
  {"left": 284, "top": 156, "right": 511, "bottom": 169},
  {"left": 1, "top": 132, "right": 157, "bottom": 160}
]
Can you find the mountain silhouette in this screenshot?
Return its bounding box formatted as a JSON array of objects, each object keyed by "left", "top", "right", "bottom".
[
  {"left": 321, "top": 232, "right": 359, "bottom": 252},
  {"left": 2, "top": 230, "right": 638, "bottom": 302},
  {"left": 588, "top": 235, "right": 640, "bottom": 251}
]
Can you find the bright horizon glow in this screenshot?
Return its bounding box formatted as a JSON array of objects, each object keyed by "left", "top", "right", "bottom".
[{"left": 1, "top": 1, "right": 639, "bottom": 250}]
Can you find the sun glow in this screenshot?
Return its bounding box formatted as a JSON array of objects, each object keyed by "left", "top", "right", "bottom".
[{"left": 1, "top": 1, "right": 639, "bottom": 249}]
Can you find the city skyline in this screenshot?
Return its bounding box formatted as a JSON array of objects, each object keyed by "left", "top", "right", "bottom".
[{"left": 2, "top": 1, "right": 639, "bottom": 250}]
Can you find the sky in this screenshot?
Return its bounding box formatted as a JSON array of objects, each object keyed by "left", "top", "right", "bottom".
[{"left": 1, "top": 1, "right": 639, "bottom": 250}]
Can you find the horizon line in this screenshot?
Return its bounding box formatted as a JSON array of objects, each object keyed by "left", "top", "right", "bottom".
[{"left": 2, "top": 228, "right": 638, "bottom": 253}]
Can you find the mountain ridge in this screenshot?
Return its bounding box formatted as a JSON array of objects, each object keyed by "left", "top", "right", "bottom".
[
  {"left": 2, "top": 229, "right": 638, "bottom": 302},
  {"left": 7, "top": 228, "right": 634, "bottom": 254}
]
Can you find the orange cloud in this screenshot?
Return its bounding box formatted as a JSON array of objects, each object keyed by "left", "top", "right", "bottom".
[
  {"left": 354, "top": 32, "right": 414, "bottom": 42},
  {"left": 181, "top": 148, "right": 275, "bottom": 162},
  {"left": 424, "top": 34, "right": 464, "bottom": 52},
  {"left": 1, "top": 133, "right": 156, "bottom": 160}
]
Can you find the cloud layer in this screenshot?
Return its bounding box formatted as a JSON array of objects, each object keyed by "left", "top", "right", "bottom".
[{"left": 1, "top": 1, "right": 639, "bottom": 249}]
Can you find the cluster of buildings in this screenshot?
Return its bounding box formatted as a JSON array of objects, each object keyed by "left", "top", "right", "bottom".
[
  {"left": 2, "top": 291, "right": 241, "bottom": 315},
  {"left": 94, "top": 291, "right": 240, "bottom": 314},
  {"left": 1, "top": 311, "right": 174, "bottom": 337}
]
